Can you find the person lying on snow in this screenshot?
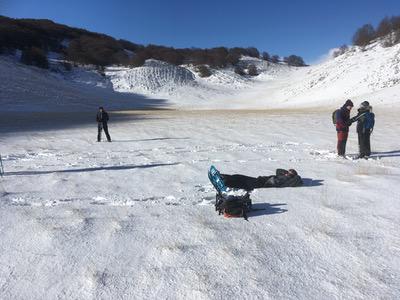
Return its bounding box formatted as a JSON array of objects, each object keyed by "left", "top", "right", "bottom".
[{"left": 220, "top": 169, "right": 303, "bottom": 191}]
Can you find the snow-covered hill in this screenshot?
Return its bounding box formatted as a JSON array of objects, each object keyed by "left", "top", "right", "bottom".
[
  {"left": 266, "top": 41, "right": 400, "bottom": 108},
  {"left": 0, "top": 56, "right": 168, "bottom": 112},
  {"left": 1, "top": 39, "right": 400, "bottom": 111},
  {"left": 107, "top": 60, "right": 197, "bottom": 95}
]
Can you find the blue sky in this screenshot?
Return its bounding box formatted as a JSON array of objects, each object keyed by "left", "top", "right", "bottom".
[{"left": 1, "top": 0, "right": 400, "bottom": 63}]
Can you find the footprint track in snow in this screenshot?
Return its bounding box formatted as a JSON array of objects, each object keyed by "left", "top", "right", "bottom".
[{"left": 90, "top": 195, "right": 183, "bottom": 206}]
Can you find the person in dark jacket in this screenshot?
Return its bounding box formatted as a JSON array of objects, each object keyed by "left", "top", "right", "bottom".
[
  {"left": 220, "top": 169, "right": 303, "bottom": 191},
  {"left": 96, "top": 106, "right": 111, "bottom": 142},
  {"left": 351, "top": 101, "right": 375, "bottom": 159},
  {"left": 335, "top": 99, "right": 354, "bottom": 157}
]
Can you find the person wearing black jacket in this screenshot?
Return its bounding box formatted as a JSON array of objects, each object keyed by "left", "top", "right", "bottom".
[
  {"left": 351, "top": 101, "right": 375, "bottom": 159},
  {"left": 96, "top": 106, "right": 111, "bottom": 142},
  {"left": 220, "top": 169, "right": 303, "bottom": 191}
]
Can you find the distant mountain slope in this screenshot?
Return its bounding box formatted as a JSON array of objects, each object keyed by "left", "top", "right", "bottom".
[
  {"left": 1, "top": 38, "right": 400, "bottom": 111},
  {"left": 284, "top": 41, "right": 400, "bottom": 102},
  {"left": 229, "top": 41, "right": 400, "bottom": 109}
]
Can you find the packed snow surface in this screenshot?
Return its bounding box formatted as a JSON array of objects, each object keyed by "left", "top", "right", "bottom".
[{"left": 1, "top": 109, "right": 399, "bottom": 299}]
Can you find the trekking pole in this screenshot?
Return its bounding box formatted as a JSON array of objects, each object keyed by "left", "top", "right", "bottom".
[{"left": 0, "top": 154, "right": 4, "bottom": 177}]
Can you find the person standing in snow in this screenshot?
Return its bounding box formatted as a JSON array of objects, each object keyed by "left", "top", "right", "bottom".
[
  {"left": 351, "top": 101, "right": 375, "bottom": 159},
  {"left": 335, "top": 99, "right": 354, "bottom": 157},
  {"left": 96, "top": 106, "right": 111, "bottom": 142}
]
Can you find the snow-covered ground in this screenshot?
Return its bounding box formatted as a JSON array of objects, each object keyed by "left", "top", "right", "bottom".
[
  {"left": 1, "top": 109, "right": 399, "bottom": 299},
  {"left": 1, "top": 36, "right": 400, "bottom": 299}
]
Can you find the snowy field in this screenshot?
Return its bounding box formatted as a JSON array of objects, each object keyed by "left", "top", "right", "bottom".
[
  {"left": 1, "top": 109, "right": 399, "bottom": 299},
  {"left": 1, "top": 37, "right": 400, "bottom": 298}
]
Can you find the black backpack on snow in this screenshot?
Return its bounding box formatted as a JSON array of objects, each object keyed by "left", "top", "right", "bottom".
[{"left": 215, "top": 193, "right": 252, "bottom": 220}]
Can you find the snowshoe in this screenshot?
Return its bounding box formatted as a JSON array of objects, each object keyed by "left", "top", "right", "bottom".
[{"left": 208, "top": 165, "right": 252, "bottom": 220}]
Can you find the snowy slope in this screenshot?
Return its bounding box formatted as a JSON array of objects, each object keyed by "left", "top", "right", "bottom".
[
  {"left": 107, "top": 60, "right": 197, "bottom": 95},
  {"left": 1, "top": 40, "right": 400, "bottom": 111},
  {"left": 275, "top": 41, "right": 400, "bottom": 107},
  {"left": 106, "top": 57, "right": 294, "bottom": 104},
  {"left": 0, "top": 56, "right": 168, "bottom": 112},
  {"left": 224, "top": 41, "right": 400, "bottom": 109}
]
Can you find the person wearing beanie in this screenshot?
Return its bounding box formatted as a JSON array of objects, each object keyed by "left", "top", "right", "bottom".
[
  {"left": 351, "top": 101, "right": 375, "bottom": 158},
  {"left": 96, "top": 106, "right": 112, "bottom": 142},
  {"left": 335, "top": 99, "right": 354, "bottom": 157}
]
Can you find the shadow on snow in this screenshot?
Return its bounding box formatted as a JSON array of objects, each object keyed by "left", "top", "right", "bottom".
[
  {"left": 5, "top": 162, "right": 179, "bottom": 176},
  {"left": 112, "top": 137, "right": 190, "bottom": 143},
  {"left": 248, "top": 203, "right": 288, "bottom": 218},
  {"left": 301, "top": 178, "right": 324, "bottom": 187},
  {"left": 0, "top": 110, "right": 168, "bottom": 134},
  {"left": 371, "top": 150, "right": 400, "bottom": 158}
]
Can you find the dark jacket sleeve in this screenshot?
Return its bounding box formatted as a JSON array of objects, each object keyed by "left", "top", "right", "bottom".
[
  {"left": 104, "top": 112, "right": 109, "bottom": 122},
  {"left": 336, "top": 108, "right": 352, "bottom": 131}
]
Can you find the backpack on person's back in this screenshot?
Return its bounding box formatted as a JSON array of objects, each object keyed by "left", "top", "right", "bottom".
[
  {"left": 363, "top": 111, "right": 375, "bottom": 130},
  {"left": 332, "top": 109, "right": 339, "bottom": 125}
]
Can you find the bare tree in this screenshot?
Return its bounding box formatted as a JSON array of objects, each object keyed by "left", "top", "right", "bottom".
[
  {"left": 234, "top": 65, "right": 245, "bottom": 76},
  {"left": 284, "top": 55, "right": 306, "bottom": 66},
  {"left": 247, "top": 64, "right": 258, "bottom": 76},
  {"left": 270, "top": 55, "right": 280, "bottom": 63},
  {"left": 391, "top": 16, "right": 400, "bottom": 31},
  {"left": 261, "top": 51, "right": 270, "bottom": 61},
  {"left": 196, "top": 65, "right": 212, "bottom": 77},
  {"left": 332, "top": 45, "right": 348, "bottom": 58},
  {"left": 129, "top": 53, "right": 146, "bottom": 67},
  {"left": 208, "top": 47, "right": 228, "bottom": 68},
  {"left": 20, "top": 47, "right": 49, "bottom": 69},
  {"left": 246, "top": 47, "right": 260, "bottom": 58},
  {"left": 376, "top": 17, "right": 393, "bottom": 38},
  {"left": 352, "top": 24, "right": 376, "bottom": 46},
  {"left": 226, "top": 49, "right": 241, "bottom": 65}
]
